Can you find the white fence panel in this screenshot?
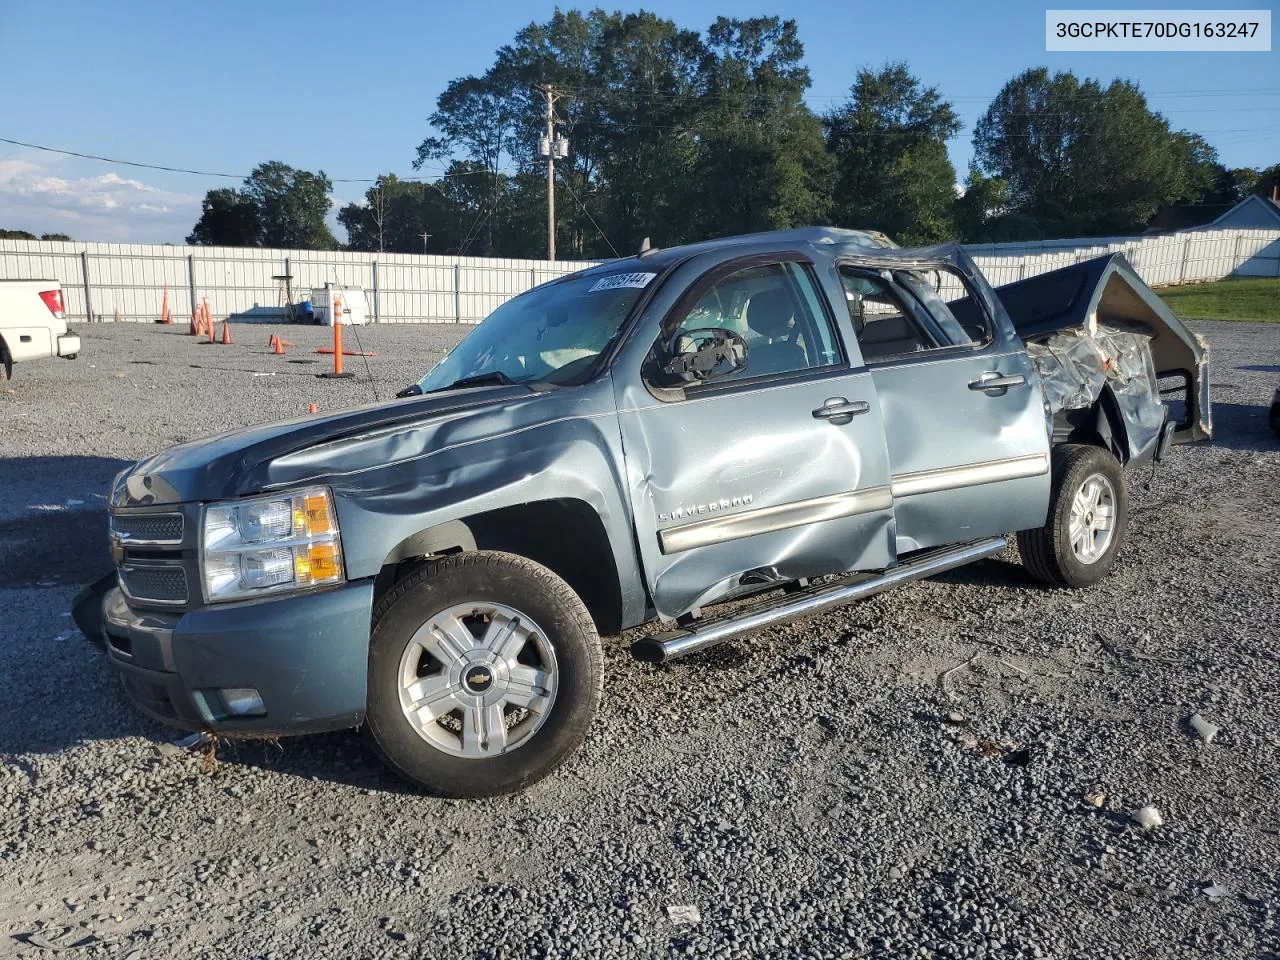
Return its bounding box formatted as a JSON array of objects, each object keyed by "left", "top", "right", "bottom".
[{"left": 2, "top": 228, "right": 1277, "bottom": 326}]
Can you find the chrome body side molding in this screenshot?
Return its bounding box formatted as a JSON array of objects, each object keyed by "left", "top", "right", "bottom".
[
  {"left": 890, "top": 453, "right": 1049, "bottom": 499},
  {"left": 658, "top": 486, "right": 894, "bottom": 555}
]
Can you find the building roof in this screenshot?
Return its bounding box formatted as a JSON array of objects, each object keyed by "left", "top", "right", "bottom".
[{"left": 1209, "top": 193, "right": 1280, "bottom": 227}]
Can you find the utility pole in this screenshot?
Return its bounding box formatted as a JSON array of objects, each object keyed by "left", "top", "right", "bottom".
[
  {"left": 535, "top": 83, "right": 569, "bottom": 262},
  {"left": 538, "top": 83, "right": 557, "bottom": 262}
]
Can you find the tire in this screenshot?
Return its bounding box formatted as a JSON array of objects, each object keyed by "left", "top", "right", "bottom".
[
  {"left": 1017, "top": 444, "right": 1129, "bottom": 589},
  {"left": 364, "top": 551, "right": 602, "bottom": 797}
]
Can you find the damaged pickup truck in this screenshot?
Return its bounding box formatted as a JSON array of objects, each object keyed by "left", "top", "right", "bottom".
[{"left": 77, "top": 227, "right": 1210, "bottom": 797}]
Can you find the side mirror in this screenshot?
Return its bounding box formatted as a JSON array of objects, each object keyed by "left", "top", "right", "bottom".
[{"left": 660, "top": 327, "right": 749, "bottom": 385}]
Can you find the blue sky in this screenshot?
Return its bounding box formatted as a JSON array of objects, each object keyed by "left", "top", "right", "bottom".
[{"left": 0, "top": 0, "right": 1275, "bottom": 242}]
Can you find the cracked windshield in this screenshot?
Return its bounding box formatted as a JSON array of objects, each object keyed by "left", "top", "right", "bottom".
[{"left": 418, "top": 271, "right": 657, "bottom": 390}]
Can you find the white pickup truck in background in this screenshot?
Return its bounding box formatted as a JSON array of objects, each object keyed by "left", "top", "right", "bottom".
[{"left": 0, "top": 279, "right": 81, "bottom": 379}]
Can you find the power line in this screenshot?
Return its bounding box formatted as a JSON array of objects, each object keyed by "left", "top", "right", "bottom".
[
  {"left": 552, "top": 82, "right": 1280, "bottom": 105},
  {"left": 555, "top": 170, "right": 619, "bottom": 259},
  {"left": 456, "top": 201, "right": 495, "bottom": 256},
  {"left": 563, "top": 118, "right": 1277, "bottom": 139},
  {"left": 0, "top": 136, "right": 512, "bottom": 184},
  {"left": 0, "top": 136, "right": 244, "bottom": 179}
]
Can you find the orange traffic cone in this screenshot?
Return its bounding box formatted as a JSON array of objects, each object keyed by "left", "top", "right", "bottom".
[
  {"left": 203, "top": 301, "right": 216, "bottom": 344},
  {"left": 189, "top": 311, "right": 199, "bottom": 335},
  {"left": 159, "top": 285, "right": 173, "bottom": 324},
  {"left": 308, "top": 403, "right": 319, "bottom": 414},
  {"left": 271, "top": 335, "right": 285, "bottom": 355},
  {"left": 220, "top": 318, "right": 233, "bottom": 345}
]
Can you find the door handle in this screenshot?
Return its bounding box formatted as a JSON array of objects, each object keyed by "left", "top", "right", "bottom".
[
  {"left": 812, "top": 397, "right": 870, "bottom": 423},
  {"left": 969, "top": 372, "right": 1027, "bottom": 391}
]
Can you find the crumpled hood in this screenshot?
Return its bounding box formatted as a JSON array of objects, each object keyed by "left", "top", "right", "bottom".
[{"left": 111, "top": 384, "right": 538, "bottom": 507}]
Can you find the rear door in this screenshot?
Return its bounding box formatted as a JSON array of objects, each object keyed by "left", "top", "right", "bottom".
[
  {"left": 612, "top": 253, "right": 896, "bottom": 619},
  {"left": 837, "top": 253, "right": 1050, "bottom": 553}
]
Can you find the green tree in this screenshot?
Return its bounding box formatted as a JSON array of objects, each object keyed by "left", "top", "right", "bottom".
[
  {"left": 40, "top": 232, "right": 72, "bottom": 241},
  {"left": 955, "top": 172, "right": 1019, "bottom": 242},
  {"left": 588, "top": 10, "right": 703, "bottom": 252},
  {"left": 825, "top": 62, "right": 960, "bottom": 244},
  {"left": 1231, "top": 167, "right": 1261, "bottom": 196},
  {"left": 0, "top": 229, "right": 39, "bottom": 240},
  {"left": 487, "top": 9, "right": 705, "bottom": 256},
  {"left": 688, "top": 17, "right": 832, "bottom": 240},
  {"left": 187, "top": 188, "right": 260, "bottom": 246},
  {"left": 189, "top": 164, "right": 335, "bottom": 249},
  {"left": 338, "top": 174, "right": 473, "bottom": 254},
  {"left": 972, "top": 68, "right": 1217, "bottom": 237},
  {"left": 244, "top": 162, "right": 336, "bottom": 249},
  {"left": 415, "top": 75, "right": 517, "bottom": 178},
  {"left": 1251, "top": 163, "right": 1280, "bottom": 200},
  {"left": 415, "top": 12, "right": 832, "bottom": 257},
  {"left": 414, "top": 75, "right": 520, "bottom": 256}
]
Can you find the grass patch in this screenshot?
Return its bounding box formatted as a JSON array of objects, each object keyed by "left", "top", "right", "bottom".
[{"left": 1156, "top": 276, "right": 1280, "bottom": 322}]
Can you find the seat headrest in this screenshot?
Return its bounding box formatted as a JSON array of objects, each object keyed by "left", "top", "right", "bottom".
[{"left": 746, "top": 288, "right": 794, "bottom": 340}]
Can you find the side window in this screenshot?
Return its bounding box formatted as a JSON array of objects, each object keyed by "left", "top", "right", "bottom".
[
  {"left": 898, "top": 270, "right": 991, "bottom": 346},
  {"left": 839, "top": 265, "right": 992, "bottom": 363},
  {"left": 667, "top": 261, "right": 842, "bottom": 383},
  {"left": 838, "top": 267, "right": 938, "bottom": 361}
]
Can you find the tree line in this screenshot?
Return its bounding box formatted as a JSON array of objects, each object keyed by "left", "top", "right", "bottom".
[
  {"left": 187, "top": 11, "right": 1278, "bottom": 258},
  {"left": 1, "top": 229, "right": 73, "bottom": 240}
]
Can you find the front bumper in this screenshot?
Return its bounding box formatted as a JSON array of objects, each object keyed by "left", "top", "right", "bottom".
[
  {"left": 98, "top": 579, "right": 375, "bottom": 736},
  {"left": 57, "top": 332, "right": 80, "bottom": 358}
]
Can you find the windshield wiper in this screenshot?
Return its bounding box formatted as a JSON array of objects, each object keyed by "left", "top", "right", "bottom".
[{"left": 428, "top": 371, "right": 521, "bottom": 393}]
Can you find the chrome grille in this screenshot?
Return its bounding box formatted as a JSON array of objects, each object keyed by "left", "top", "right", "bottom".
[
  {"left": 119, "top": 564, "right": 189, "bottom": 604},
  {"left": 113, "top": 513, "right": 184, "bottom": 544}
]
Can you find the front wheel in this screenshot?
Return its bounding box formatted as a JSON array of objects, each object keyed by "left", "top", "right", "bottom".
[
  {"left": 364, "top": 551, "right": 602, "bottom": 797},
  {"left": 1018, "top": 444, "right": 1129, "bottom": 588}
]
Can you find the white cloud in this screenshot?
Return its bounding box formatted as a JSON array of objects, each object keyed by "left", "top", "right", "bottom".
[{"left": 0, "top": 154, "right": 202, "bottom": 242}]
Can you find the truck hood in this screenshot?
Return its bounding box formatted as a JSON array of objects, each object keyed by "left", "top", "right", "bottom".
[{"left": 111, "top": 384, "right": 543, "bottom": 507}]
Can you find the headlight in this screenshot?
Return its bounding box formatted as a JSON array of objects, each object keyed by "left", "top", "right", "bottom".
[{"left": 201, "top": 487, "right": 344, "bottom": 602}]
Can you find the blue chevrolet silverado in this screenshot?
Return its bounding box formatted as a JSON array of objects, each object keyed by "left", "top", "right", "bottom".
[{"left": 75, "top": 227, "right": 1211, "bottom": 797}]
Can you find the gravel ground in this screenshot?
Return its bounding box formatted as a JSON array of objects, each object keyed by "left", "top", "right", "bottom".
[{"left": 2, "top": 320, "right": 1278, "bottom": 959}]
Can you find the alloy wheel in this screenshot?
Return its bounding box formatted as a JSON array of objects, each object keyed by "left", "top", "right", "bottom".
[{"left": 397, "top": 602, "right": 558, "bottom": 758}]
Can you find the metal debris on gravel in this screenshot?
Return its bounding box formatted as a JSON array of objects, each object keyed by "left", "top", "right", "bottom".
[
  {"left": 1130, "top": 805, "right": 1165, "bottom": 829},
  {"left": 1189, "top": 712, "right": 1221, "bottom": 744}
]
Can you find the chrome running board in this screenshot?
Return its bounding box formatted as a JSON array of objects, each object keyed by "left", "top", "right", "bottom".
[{"left": 632, "top": 537, "right": 1007, "bottom": 663}]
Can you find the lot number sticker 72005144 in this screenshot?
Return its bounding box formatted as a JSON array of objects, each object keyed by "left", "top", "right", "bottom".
[{"left": 589, "top": 272, "right": 657, "bottom": 292}]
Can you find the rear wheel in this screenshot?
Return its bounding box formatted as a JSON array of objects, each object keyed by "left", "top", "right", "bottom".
[
  {"left": 364, "top": 551, "right": 602, "bottom": 797},
  {"left": 1018, "top": 444, "right": 1129, "bottom": 588}
]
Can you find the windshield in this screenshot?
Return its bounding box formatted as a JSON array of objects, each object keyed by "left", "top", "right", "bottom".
[{"left": 417, "top": 270, "right": 659, "bottom": 391}]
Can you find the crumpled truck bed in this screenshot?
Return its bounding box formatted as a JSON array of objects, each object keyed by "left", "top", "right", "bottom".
[{"left": 993, "top": 254, "right": 1212, "bottom": 447}]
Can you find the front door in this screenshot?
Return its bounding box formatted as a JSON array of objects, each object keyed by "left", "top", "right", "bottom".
[
  {"left": 837, "top": 256, "right": 1051, "bottom": 553},
  {"left": 613, "top": 255, "right": 896, "bottom": 620}
]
